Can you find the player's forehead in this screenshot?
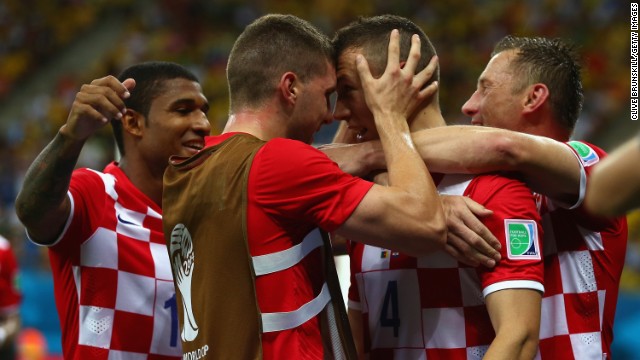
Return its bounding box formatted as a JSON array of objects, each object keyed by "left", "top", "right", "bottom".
[
  {"left": 308, "top": 60, "right": 337, "bottom": 91},
  {"left": 478, "top": 50, "right": 518, "bottom": 87},
  {"left": 152, "top": 78, "right": 205, "bottom": 105},
  {"left": 336, "top": 48, "right": 360, "bottom": 83}
]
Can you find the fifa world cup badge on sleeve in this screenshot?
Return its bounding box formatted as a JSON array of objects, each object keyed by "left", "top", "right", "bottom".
[
  {"left": 567, "top": 141, "right": 599, "bottom": 167},
  {"left": 504, "top": 219, "right": 540, "bottom": 260}
]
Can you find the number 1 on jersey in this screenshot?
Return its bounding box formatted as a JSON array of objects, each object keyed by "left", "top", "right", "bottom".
[
  {"left": 380, "top": 280, "right": 400, "bottom": 337},
  {"left": 164, "top": 293, "right": 179, "bottom": 347}
]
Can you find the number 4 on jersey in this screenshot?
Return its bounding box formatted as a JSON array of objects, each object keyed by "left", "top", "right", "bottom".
[{"left": 380, "top": 280, "right": 400, "bottom": 337}]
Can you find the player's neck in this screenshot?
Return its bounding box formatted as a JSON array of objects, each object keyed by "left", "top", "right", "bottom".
[
  {"left": 223, "top": 108, "right": 288, "bottom": 141},
  {"left": 118, "top": 157, "right": 163, "bottom": 207},
  {"left": 522, "top": 114, "right": 572, "bottom": 142}
]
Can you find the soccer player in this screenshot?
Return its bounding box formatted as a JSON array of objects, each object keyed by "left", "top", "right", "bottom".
[
  {"left": 15, "top": 61, "right": 211, "bottom": 359},
  {"left": 162, "top": 14, "right": 446, "bottom": 359},
  {"left": 460, "top": 36, "right": 627, "bottom": 359},
  {"left": 330, "top": 34, "right": 628, "bottom": 359},
  {"left": 333, "top": 15, "right": 544, "bottom": 359}
]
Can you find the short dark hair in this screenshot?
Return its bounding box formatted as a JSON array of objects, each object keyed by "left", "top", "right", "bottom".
[
  {"left": 226, "top": 14, "right": 334, "bottom": 112},
  {"left": 112, "top": 61, "right": 199, "bottom": 156},
  {"left": 492, "top": 36, "right": 583, "bottom": 132},
  {"left": 332, "top": 15, "right": 439, "bottom": 86}
]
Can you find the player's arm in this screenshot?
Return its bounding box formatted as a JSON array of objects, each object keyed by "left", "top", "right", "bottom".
[
  {"left": 411, "top": 126, "right": 582, "bottom": 206},
  {"left": 334, "top": 31, "right": 446, "bottom": 256},
  {"left": 323, "top": 125, "right": 581, "bottom": 206},
  {"left": 321, "top": 122, "right": 383, "bottom": 177},
  {"left": 484, "top": 289, "right": 542, "bottom": 360},
  {"left": 347, "top": 308, "right": 365, "bottom": 360},
  {"left": 366, "top": 172, "right": 501, "bottom": 267},
  {"left": 585, "top": 135, "right": 640, "bottom": 216},
  {"left": 15, "top": 76, "right": 134, "bottom": 244}
]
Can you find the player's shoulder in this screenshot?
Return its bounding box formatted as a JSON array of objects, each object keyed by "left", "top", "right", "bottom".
[
  {"left": 72, "top": 167, "right": 109, "bottom": 182},
  {"left": 260, "top": 138, "right": 328, "bottom": 164},
  {"left": 69, "top": 167, "right": 114, "bottom": 200},
  {"left": 465, "top": 173, "right": 534, "bottom": 206},
  {"left": 471, "top": 172, "right": 528, "bottom": 190},
  {"left": 264, "top": 137, "right": 319, "bottom": 152}
]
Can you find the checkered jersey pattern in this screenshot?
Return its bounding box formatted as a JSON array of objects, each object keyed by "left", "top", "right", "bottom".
[
  {"left": 535, "top": 141, "right": 627, "bottom": 360},
  {"left": 42, "top": 163, "right": 181, "bottom": 360},
  {"left": 348, "top": 174, "right": 543, "bottom": 359},
  {"left": 0, "top": 235, "right": 20, "bottom": 315}
]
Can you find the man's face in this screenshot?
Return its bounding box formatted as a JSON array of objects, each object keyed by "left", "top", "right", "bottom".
[
  {"left": 461, "top": 49, "right": 527, "bottom": 131},
  {"left": 333, "top": 48, "right": 379, "bottom": 142},
  {"left": 141, "top": 78, "right": 211, "bottom": 166},
  {"left": 291, "top": 61, "right": 337, "bottom": 144}
]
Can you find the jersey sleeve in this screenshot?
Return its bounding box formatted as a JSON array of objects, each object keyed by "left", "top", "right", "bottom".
[
  {"left": 466, "top": 175, "right": 544, "bottom": 297},
  {"left": 555, "top": 141, "right": 619, "bottom": 225},
  {"left": 251, "top": 138, "right": 374, "bottom": 232},
  {"left": 44, "top": 168, "right": 107, "bottom": 248},
  {"left": 548, "top": 140, "right": 607, "bottom": 210}
]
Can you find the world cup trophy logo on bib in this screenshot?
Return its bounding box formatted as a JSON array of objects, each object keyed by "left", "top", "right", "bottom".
[{"left": 170, "top": 223, "right": 199, "bottom": 342}]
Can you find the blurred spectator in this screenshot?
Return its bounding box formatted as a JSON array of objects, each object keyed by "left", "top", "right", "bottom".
[{"left": 16, "top": 328, "right": 47, "bottom": 360}]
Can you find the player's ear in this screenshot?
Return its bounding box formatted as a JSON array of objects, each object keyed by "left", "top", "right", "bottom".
[
  {"left": 121, "top": 109, "right": 145, "bottom": 137},
  {"left": 279, "top": 72, "right": 299, "bottom": 106},
  {"left": 522, "top": 83, "right": 549, "bottom": 114}
]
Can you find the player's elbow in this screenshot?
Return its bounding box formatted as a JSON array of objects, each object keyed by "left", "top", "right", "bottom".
[{"left": 490, "top": 133, "right": 526, "bottom": 169}]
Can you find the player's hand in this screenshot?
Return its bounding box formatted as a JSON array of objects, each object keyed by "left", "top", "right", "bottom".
[
  {"left": 441, "top": 195, "right": 501, "bottom": 268},
  {"left": 60, "top": 76, "right": 135, "bottom": 142},
  {"left": 355, "top": 29, "right": 438, "bottom": 122}
]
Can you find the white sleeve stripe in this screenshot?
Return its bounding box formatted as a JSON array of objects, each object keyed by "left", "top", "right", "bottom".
[
  {"left": 252, "top": 229, "right": 323, "bottom": 276},
  {"left": 261, "top": 283, "right": 330, "bottom": 332},
  {"left": 482, "top": 280, "right": 544, "bottom": 297},
  {"left": 571, "top": 161, "right": 587, "bottom": 210},
  {"left": 554, "top": 142, "right": 586, "bottom": 210},
  {"left": 26, "top": 191, "right": 74, "bottom": 248}
]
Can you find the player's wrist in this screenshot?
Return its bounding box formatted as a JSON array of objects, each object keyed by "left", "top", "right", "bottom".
[{"left": 58, "top": 124, "right": 90, "bottom": 145}]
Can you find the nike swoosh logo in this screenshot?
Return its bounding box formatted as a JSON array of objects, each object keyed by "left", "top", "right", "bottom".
[{"left": 117, "top": 214, "right": 137, "bottom": 226}]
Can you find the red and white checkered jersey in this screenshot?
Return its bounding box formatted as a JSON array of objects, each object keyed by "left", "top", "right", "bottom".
[
  {"left": 204, "top": 134, "right": 373, "bottom": 359},
  {"left": 35, "top": 162, "right": 181, "bottom": 360},
  {"left": 0, "top": 235, "right": 20, "bottom": 315},
  {"left": 348, "top": 173, "right": 543, "bottom": 359},
  {"left": 536, "top": 141, "right": 627, "bottom": 360}
]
